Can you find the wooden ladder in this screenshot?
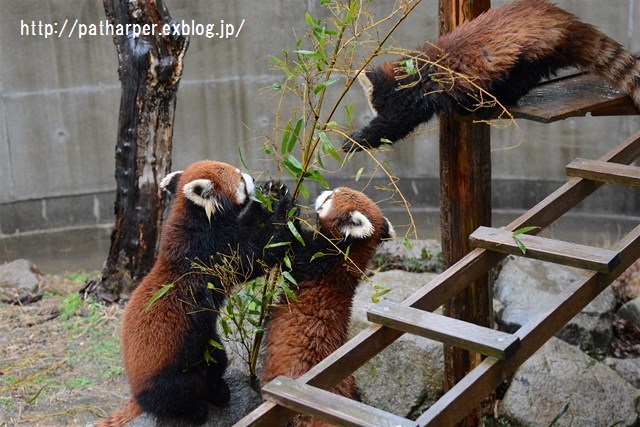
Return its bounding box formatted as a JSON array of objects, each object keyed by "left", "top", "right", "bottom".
[{"left": 234, "top": 129, "right": 640, "bottom": 427}]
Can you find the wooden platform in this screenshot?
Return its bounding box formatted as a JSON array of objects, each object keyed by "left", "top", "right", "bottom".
[{"left": 474, "top": 71, "right": 640, "bottom": 123}]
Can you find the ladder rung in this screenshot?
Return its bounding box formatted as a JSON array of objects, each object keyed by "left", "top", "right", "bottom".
[
  {"left": 367, "top": 301, "right": 519, "bottom": 360},
  {"left": 566, "top": 158, "right": 640, "bottom": 187},
  {"left": 262, "top": 376, "right": 417, "bottom": 427},
  {"left": 470, "top": 226, "right": 621, "bottom": 273}
]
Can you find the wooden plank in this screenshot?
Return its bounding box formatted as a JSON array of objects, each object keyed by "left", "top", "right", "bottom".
[
  {"left": 232, "top": 130, "right": 640, "bottom": 427},
  {"left": 566, "top": 158, "right": 640, "bottom": 188},
  {"left": 507, "top": 72, "right": 639, "bottom": 123},
  {"left": 367, "top": 301, "right": 520, "bottom": 360},
  {"left": 417, "top": 224, "right": 640, "bottom": 426},
  {"left": 469, "top": 226, "right": 621, "bottom": 273},
  {"left": 262, "top": 376, "right": 417, "bottom": 427}
]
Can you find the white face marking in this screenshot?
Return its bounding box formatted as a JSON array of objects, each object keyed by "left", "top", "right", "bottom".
[
  {"left": 182, "top": 179, "right": 221, "bottom": 222},
  {"left": 315, "top": 190, "right": 334, "bottom": 218},
  {"left": 239, "top": 172, "right": 254, "bottom": 204},
  {"left": 385, "top": 217, "right": 397, "bottom": 238},
  {"left": 341, "top": 211, "right": 375, "bottom": 239},
  {"left": 357, "top": 71, "right": 377, "bottom": 117},
  {"left": 160, "top": 170, "right": 183, "bottom": 192}
]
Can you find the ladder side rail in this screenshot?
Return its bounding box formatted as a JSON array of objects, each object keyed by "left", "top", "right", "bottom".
[
  {"left": 234, "top": 130, "right": 640, "bottom": 427},
  {"left": 417, "top": 224, "right": 640, "bottom": 426}
]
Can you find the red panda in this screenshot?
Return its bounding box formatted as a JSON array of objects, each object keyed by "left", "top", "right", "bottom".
[
  {"left": 98, "top": 160, "right": 292, "bottom": 427},
  {"left": 344, "top": 0, "right": 640, "bottom": 150},
  {"left": 260, "top": 187, "right": 395, "bottom": 427}
]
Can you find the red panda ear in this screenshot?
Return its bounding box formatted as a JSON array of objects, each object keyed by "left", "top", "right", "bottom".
[
  {"left": 182, "top": 179, "right": 221, "bottom": 222},
  {"left": 160, "top": 171, "right": 183, "bottom": 195},
  {"left": 380, "top": 217, "right": 396, "bottom": 240},
  {"left": 340, "top": 211, "right": 375, "bottom": 239},
  {"left": 357, "top": 70, "right": 377, "bottom": 116}
]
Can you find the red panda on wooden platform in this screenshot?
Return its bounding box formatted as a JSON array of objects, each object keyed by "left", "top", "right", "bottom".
[
  {"left": 98, "top": 160, "right": 292, "bottom": 427},
  {"left": 344, "top": 0, "right": 640, "bottom": 151},
  {"left": 260, "top": 187, "right": 395, "bottom": 427}
]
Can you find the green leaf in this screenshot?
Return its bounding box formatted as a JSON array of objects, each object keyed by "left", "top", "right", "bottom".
[
  {"left": 238, "top": 145, "right": 250, "bottom": 170},
  {"left": 371, "top": 285, "right": 391, "bottom": 303},
  {"left": 298, "top": 182, "right": 310, "bottom": 199},
  {"left": 303, "top": 169, "right": 329, "bottom": 188},
  {"left": 283, "top": 254, "right": 292, "bottom": 270},
  {"left": 207, "top": 339, "right": 225, "bottom": 350},
  {"left": 288, "top": 220, "right": 306, "bottom": 246},
  {"left": 281, "top": 270, "right": 298, "bottom": 286},
  {"left": 283, "top": 155, "right": 303, "bottom": 180},
  {"left": 319, "top": 131, "right": 342, "bottom": 163},
  {"left": 313, "top": 78, "right": 339, "bottom": 95},
  {"left": 144, "top": 283, "right": 174, "bottom": 313},
  {"left": 344, "top": 102, "right": 354, "bottom": 125},
  {"left": 295, "top": 49, "right": 323, "bottom": 60},
  {"left": 402, "top": 236, "right": 413, "bottom": 251},
  {"left": 512, "top": 226, "right": 540, "bottom": 254},
  {"left": 310, "top": 252, "right": 325, "bottom": 262},
  {"left": 264, "top": 241, "right": 290, "bottom": 249},
  {"left": 355, "top": 167, "right": 364, "bottom": 181},
  {"left": 220, "top": 318, "right": 232, "bottom": 336},
  {"left": 512, "top": 226, "right": 540, "bottom": 236},
  {"left": 278, "top": 277, "right": 297, "bottom": 301}
]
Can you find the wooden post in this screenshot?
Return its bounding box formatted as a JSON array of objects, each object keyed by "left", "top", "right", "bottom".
[{"left": 438, "top": 0, "right": 493, "bottom": 425}]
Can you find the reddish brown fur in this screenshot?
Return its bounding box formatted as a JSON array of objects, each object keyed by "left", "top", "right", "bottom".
[
  {"left": 261, "top": 188, "right": 393, "bottom": 427},
  {"left": 346, "top": 0, "right": 640, "bottom": 150},
  {"left": 429, "top": 0, "right": 640, "bottom": 104},
  {"left": 100, "top": 161, "right": 293, "bottom": 426}
]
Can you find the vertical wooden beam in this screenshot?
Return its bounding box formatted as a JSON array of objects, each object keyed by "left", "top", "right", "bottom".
[{"left": 438, "top": 0, "right": 492, "bottom": 425}]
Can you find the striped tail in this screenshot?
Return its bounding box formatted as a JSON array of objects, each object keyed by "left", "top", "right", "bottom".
[
  {"left": 97, "top": 399, "right": 143, "bottom": 427},
  {"left": 566, "top": 18, "right": 640, "bottom": 108}
]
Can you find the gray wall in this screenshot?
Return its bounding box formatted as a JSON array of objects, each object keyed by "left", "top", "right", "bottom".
[{"left": 1, "top": 0, "right": 638, "bottom": 271}]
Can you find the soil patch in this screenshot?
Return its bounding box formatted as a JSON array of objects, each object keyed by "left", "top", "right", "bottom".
[{"left": 0, "top": 273, "right": 127, "bottom": 426}]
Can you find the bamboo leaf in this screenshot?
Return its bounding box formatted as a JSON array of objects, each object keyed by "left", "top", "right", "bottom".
[
  {"left": 281, "top": 270, "right": 298, "bottom": 286},
  {"left": 371, "top": 285, "right": 391, "bottom": 303},
  {"left": 144, "top": 283, "right": 174, "bottom": 313},
  {"left": 288, "top": 220, "right": 305, "bottom": 246},
  {"left": 303, "top": 169, "right": 329, "bottom": 188}
]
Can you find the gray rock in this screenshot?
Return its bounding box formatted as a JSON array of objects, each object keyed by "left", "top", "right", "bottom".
[
  {"left": 604, "top": 357, "right": 640, "bottom": 388},
  {"left": 499, "top": 338, "right": 640, "bottom": 427},
  {"left": 494, "top": 257, "right": 615, "bottom": 353},
  {"left": 0, "top": 259, "right": 45, "bottom": 303},
  {"left": 618, "top": 297, "right": 640, "bottom": 328},
  {"left": 350, "top": 270, "right": 444, "bottom": 419},
  {"left": 374, "top": 239, "right": 443, "bottom": 273}
]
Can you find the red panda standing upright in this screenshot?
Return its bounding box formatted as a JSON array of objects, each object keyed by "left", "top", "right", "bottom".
[
  {"left": 99, "top": 160, "right": 292, "bottom": 427},
  {"left": 344, "top": 0, "right": 640, "bottom": 150},
  {"left": 260, "top": 187, "right": 395, "bottom": 427}
]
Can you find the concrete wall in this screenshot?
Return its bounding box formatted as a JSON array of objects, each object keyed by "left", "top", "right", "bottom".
[{"left": 1, "top": 0, "right": 638, "bottom": 271}]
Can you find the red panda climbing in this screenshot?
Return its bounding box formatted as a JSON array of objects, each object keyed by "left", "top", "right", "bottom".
[
  {"left": 344, "top": 0, "right": 640, "bottom": 150},
  {"left": 260, "top": 187, "right": 395, "bottom": 427},
  {"left": 98, "top": 160, "right": 292, "bottom": 427}
]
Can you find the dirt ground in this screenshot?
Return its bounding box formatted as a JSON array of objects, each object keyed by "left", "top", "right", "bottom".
[
  {"left": 0, "top": 272, "right": 128, "bottom": 426},
  {"left": 2, "top": 262, "right": 639, "bottom": 427}
]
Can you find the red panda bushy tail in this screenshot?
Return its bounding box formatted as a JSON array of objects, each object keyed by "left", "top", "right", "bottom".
[
  {"left": 97, "top": 399, "right": 143, "bottom": 427},
  {"left": 566, "top": 18, "right": 640, "bottom": 108}
]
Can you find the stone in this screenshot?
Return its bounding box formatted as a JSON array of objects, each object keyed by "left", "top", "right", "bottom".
[
  {"left": 373, "top": 239, "right": 443, "bottom": 273},
  {"left": 618, "top": 297, "right": 640, "bottom": 328},
  {"left": 604, "top": 357, "right": 640, "bottom": 388},
  {"left": 0, "top": 259, "right": 46, "bottom": 304},
  {"left": 498, "top": 338, "right": 640, "bottom": 427},
  {"left": 494, "top": 256, "right": 616, "bottom": 354}
]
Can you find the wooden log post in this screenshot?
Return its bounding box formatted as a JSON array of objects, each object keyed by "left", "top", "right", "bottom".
[
  {"left": 438, "top": 0, "right": 493, "bottom": 425},
  {"left": 97, "top": 0, "right": 189, "bottom": 299}
]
